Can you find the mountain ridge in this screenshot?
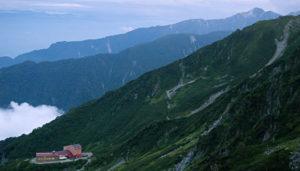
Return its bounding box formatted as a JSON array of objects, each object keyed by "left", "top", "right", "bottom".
[
  {"left": 0, "top": 8, "right": 280, "bottom": 68},
  {"left": 1, "top": 16, "right": 299, "bottom": 170},
  {"left": 0, "top": 32, "right": 230, "bottom": 110}
]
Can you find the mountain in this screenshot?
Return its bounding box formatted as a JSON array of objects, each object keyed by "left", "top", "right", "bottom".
[
  {"left": 1, "top": 16, "right": 299, "bottom": 170},
  {"left": 0, "top": 57, "right": 15, "bottom": 68},
  {"left": 0, "top": 8, "right": 279, "bottom": 68},
  {"left": 0, "top": 31, "right": 230, "bottom": 110},
  {"left": 289, "top": 11, "right": 300, "bottom": 16}
]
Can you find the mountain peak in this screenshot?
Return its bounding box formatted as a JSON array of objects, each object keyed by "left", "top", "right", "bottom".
[
  {"left": 239, "top": 7, "right": 265, "bottom": 17},
  {"left": 251, "top": 7, "right": 265, "bottom": 13}
]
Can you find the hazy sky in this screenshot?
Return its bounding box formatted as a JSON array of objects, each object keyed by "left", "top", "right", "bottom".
[
  {"left": 0, "top": 0, "right": 299, "bottom": 57},
  {"left": 1, "top": 0, "right": 299, "bottom": 22}
]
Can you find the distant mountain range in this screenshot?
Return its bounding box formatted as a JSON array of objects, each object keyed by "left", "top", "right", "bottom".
[
  {"left": 0, "top": 8, "right": 280, "bottom": 68},
  {"left": 289, "top": 11, "right": 300, "bottom": 16},
  {"left": 1, "top": 16, "right": 299, "bottom": 171},
  {"left": 0, "top": 31, "right": 230, "bottom": 110},
  {"left": 0, "top": 57, "right": 15, "bottom": 68}
]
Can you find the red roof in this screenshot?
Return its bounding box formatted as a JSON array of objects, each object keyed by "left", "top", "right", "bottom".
[
  {"left": 57, "top": 150, "right": 72, "bottom": 156},
  {"left": 64, "top": 144, "right": 81, "bottom": 149}
]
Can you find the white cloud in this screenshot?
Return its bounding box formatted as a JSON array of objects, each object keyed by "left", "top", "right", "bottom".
[
  {"left": 1, "top": 0, "right": 299, "bottom": 19},
  {"left": 120, "top": 26, "right": 134, "bottom": 32},
  {"left": 33, "top": 2, "right": 89, "bottom": 9},
  {"left": 0, "top": 102, "right": 63, "bottom": 140}
]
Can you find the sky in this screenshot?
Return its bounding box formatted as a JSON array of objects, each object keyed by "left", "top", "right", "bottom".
[
  {"left": 1, "top": 0, "right": 299, "bottom": 19},
  {"left": 0, "top": 102, "right": 63, "bottom": 140},
  {"left": 0, "top": 0, "right": 300, "bottom": 57}
]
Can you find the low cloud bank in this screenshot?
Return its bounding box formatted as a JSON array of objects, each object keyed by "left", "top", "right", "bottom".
[{"left": 0, "top": 102, "right": 63, "bottom": 140}]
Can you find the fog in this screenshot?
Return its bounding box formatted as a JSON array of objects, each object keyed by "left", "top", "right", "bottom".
[{"left": 0, "top": 101, "right": 63, "bottom": 140}]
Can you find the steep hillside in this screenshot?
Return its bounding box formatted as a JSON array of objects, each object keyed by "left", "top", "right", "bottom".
[
  {"left": 0, "top": 32, "right": 229, "bottom": 110},
  {"left": 110, "top": 19, "right": 300, "bottom": 170},
  {"left": 1, "top": 16, "right": 299, "bottom": 171},
  {"left": 0, "top": 8, "right": 279, "bottom": 68}
]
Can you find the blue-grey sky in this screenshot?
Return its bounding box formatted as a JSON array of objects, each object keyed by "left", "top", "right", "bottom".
[
  {"left": 2, "top": 0, "right": 300, "bottom": 25},
  {"left": 0, "top": 0, "right": 299, "bottom": 57}
]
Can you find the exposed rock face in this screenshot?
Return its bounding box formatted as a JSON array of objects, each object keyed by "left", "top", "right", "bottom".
[
  {"left": 174, "top": 151, "right": 194, "bottom": 171},
  {"left": 107, "top": 159, "right": 126, "bottom": 171},
  {"left": 266, "top": 21, "right": 291, "bottom": 66},
  {"left": 290, "top": 149, "right": 300, "bottom": 171},
  {"left": 189, "top": 88, "right": 229, "bottom": 116}
]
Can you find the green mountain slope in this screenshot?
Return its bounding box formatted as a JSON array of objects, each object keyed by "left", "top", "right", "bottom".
[
  {"left": 0, "top": 32, "right": 229, "bottom": 110},
  {"left": 1, "top": 16, "right": 299, "bottom": 171},
  {"left": 112, "top": 19, "right": 300, "bottom": 171}
]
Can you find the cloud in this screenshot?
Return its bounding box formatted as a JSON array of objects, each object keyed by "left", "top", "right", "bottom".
[
  {"left": 0, "top": 102, "right": 63, "bottom": 140},
  {"left": 33, "top": 2, "right": 89, "bottom": 9},
  {"left": 120, "top": 26, "right": 134, "bottom": 32},
  {"left": 1, "top": 0, "right": 299, "bottom": 19}
]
